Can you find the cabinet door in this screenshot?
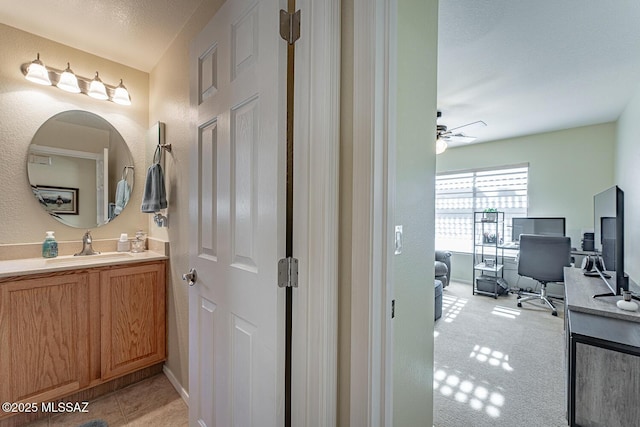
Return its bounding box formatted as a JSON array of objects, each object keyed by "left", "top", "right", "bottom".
[
  {"left": 100, "top": 262, "right": 166, "bottom": 379},
  {"left": 0, "top": 273, "right": 90, "bottom": 404}
]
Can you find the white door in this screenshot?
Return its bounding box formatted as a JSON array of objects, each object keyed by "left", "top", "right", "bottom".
[{"left": 188, "top": 0, "right": 285, "bottom": 426}]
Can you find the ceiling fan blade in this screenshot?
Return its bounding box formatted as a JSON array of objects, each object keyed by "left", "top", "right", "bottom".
[
  {"left": 448, "top": 120, "right": 487, "bottom": 134},
  {"left": 447, "top": 134, "right": 477, "bottom": 143}
]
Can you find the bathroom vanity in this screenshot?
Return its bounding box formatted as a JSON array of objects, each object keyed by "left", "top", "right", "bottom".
[{"left": 0, "top": 252, "right": 167, "bottom": 423}]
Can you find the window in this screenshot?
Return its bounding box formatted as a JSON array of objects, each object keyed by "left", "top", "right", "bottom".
[{"left": 435, "top": 165, "right": 528, "bottom": 252}]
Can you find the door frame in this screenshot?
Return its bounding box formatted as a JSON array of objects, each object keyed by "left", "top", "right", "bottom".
[
  {"left": 350, "top": 0, "right": 397, "bottom": 425},
  {"left": 291, "top": 0, "right": 341, "bottom": 425}
]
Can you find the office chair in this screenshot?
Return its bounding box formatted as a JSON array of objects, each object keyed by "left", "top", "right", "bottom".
[{"left": 516, "top": 234, "right": 571, "bottom": 316}]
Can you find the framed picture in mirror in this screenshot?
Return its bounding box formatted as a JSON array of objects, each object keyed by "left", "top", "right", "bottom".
[{"left": 35, "top": 185, "right": 79, "bottom": 215}]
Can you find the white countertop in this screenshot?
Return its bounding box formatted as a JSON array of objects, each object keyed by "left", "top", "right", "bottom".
[{"left": 0, "top": 251, "right": 168, "bottom": 279}]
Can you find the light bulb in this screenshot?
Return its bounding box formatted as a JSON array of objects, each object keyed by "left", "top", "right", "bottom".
[
  {"left": 25, "top": 53, "right": 51, "bottom": 85},
  {"left": 112, "top": 79, "right": 131, "bottom": 105},
  {"left": 88, "top": 72, "right": 108, "bottom": 100},
  {"left": 57, "top": 63, "right": 81, "bottom": 93},
  {"left": 436, "top": 138, "right": 448, "bottom": 154}
]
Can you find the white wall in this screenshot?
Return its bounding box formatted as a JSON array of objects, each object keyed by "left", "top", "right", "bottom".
[
  {"left": 616, "top": 84, "right": 640, "bottom": 285},
  {"left": 436, "top": 123, "right": 616, "bottom": 287}
]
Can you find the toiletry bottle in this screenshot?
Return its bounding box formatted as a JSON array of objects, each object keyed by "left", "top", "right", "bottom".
[
  {"left": 42, "top": 231, "right": 58, "bottom": 258},
  {"left": 117, "top": 233, "right": 130, "bottom": 252},
  {"left": 131, "top": 230, "right": 146, "bottom": 253}
]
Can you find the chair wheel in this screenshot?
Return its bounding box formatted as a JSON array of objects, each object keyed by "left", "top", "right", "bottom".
[
  {"left": 517, "top": 302, "right": 522, "bottom": 307},
  {"left": 552, "top": 311, "right": 558, "bottom": 316}
]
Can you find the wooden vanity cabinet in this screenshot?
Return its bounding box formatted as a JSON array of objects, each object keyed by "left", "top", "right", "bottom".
[
  {"left": 0, "top": 260, "right": 166, "bottom": 412},
  {"left": 0, "top": 273, "right": 91, "bottom": 404},
  {"left": 100, "top": 263, "right": 166, "bottom": 379}
]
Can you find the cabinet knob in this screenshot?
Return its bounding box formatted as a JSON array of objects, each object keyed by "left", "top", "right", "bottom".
[{"left": 182, "top": 268, "right": 197, "bottom": 286}]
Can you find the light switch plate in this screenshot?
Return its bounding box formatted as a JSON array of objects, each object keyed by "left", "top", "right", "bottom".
[{"left": 394, "top": 225, "right": 403, "bottom": 255}]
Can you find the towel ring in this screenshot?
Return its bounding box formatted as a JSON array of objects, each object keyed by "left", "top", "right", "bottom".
[
  {"left": 153, "top": 145, "right": 162, "bottom": 164},
  {"left": 122, "top": 165, "right": 134, "bottom": 181}
]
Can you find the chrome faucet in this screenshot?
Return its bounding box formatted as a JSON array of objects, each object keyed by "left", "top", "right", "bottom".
[{"left": 74, "top": 230, "right": 99, "bottom": 256}]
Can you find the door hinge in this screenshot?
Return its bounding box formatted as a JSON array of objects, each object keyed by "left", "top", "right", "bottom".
[
  {"left": 278, "top": 257, "right": 299, "bottom": 288},
  {"left": 392, "top": 299, "right": 395, "bottom": 318},
  {"left": 279, "top": 9, "right": 301, "bottom": 45}
]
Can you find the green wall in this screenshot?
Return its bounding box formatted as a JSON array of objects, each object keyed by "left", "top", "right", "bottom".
[
  {"left": 436, "top": 122, "right": 616, "bottom": 284},
  {"left": 393, "top": 0, "right": 438, "bottom": 426}
]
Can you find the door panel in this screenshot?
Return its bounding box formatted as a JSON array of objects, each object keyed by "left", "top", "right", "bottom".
[
  {"left": 198, "top": 119, "right": 218, "bottom": 261},
  {"left": 231, "top": 95, "right": 259, "bottom": 271},
  {"left": 231, "top": 5, "right": 258, "bottom": 81},
  {"left": 195, "top": 296, "right": 217, "bottom": 426},
  {"left": 231, "top": 315, "right": 256, "bottom": 426}
]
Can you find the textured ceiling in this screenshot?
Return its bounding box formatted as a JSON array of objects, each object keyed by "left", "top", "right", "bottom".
[
  {"left": 438, "top": 0, "right": 640, "bottom": 146},
  {"left": 0, "top": 0, "right": 204, "bottom": 72}
]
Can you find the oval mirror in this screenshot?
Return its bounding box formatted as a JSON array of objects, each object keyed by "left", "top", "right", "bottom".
[{"left": 27, "top": 110, "right": 134, "bottom": 229}]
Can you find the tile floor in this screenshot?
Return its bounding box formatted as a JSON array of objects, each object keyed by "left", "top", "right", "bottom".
[{"left": 25, "top": 374, "right": 187, "bottom": 427}]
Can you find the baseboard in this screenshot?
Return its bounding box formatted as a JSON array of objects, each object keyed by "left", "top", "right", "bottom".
[{"left": 163, "top": 364, "right": 189, "bottom": 406}]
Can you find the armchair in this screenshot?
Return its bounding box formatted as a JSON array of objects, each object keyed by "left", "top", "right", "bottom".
[
  {"left": 516, "top": 234, "right": 571, "bottom": 316},
  {"left": 435, "top": 250, "right": 452, "bottom": 288},
  {"left": 434, "top": 250, "right": 451, "bottom": 321}
]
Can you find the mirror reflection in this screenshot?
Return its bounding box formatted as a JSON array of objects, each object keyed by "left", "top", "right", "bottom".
[{"left": 27, "top": 110, "right": 134, "bottom": 229}]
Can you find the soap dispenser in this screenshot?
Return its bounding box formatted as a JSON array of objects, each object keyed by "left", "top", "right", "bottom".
[{"left": 42, "top": 231, "right": 58, "bottom": 258}]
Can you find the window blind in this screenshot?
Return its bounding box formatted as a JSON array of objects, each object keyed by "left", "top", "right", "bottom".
[{"left": 435, "top": 165, "right": 528, "bottom": 253}]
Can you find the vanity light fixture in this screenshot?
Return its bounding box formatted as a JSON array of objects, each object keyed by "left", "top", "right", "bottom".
[
  {"left": 88, "top": 72, "right": 109, "bottom": 100},
  {"left": 111, "top": 79, "right": 132, "bottom": 106},
  {"left": 57, "top": 63, "right": 81, "bottom": 93},
  {"left": 24, "top": 53, "right": 51, "bottom": 85},
  {"left": 21, "top": 53, "right": 132, "bottom": 106}
]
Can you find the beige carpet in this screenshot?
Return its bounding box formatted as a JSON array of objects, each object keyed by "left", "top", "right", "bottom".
[{"left": 434, "top": 281, "right": 567, "bottom": 427}]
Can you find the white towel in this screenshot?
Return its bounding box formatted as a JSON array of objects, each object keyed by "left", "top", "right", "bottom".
[
  {"left": 141, "top": 163, "right": 167, "bottom": 213},
  {"left": 114, "top": 179, "right": 130, "bottom": 215}
]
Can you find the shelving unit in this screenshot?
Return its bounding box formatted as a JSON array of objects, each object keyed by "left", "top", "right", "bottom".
[{"left": 473, "top": 211, "right": 507, "bottom": 298}]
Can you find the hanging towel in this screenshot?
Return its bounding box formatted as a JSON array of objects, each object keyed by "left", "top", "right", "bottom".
[
  {"left": 141, "top": 163, "right": 167, "bottom": 213},
  {"left": 114, "top": 179, "right": 130, "bottom": 215}
]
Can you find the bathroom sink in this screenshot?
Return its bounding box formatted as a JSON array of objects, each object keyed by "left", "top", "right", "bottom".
[{"left": 45, "top": 252, "right": 134, "bottom": 265}]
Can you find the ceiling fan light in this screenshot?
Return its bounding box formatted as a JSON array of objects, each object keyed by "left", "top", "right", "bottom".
[
  {"left": 57, "top": 63, "right": 81, "bottom": 93},
  {"left": 25, "top": 53, "right": 51, "bottom": 85},
  {"left": 88, "top": 72, "right": 109, "bottom": 100},
  {"left": 112, "top": 79, "right": 131, "bottom": 105},
  {"left": 435, "top": 138, "right": 448, "bottom": 154}
]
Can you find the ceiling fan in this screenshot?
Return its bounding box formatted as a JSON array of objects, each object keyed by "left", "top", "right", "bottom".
[{"left": 436, "top": 111, "right": 487, "bottom": 154}]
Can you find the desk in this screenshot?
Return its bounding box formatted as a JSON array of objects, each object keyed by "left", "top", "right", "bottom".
[
  {"left": 564, "top": 267, "right": 640, "bottom": 427},
  {"left": 569, "top": 249, "right": 599, "bottom": 257}
]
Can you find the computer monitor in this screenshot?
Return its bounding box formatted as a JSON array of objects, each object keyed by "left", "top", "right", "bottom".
[
  {"left": 593, "top": 186, "right": 627, "bottom": 295},
  {"left": 511, "top": 217, "right": 566, "bottom": 241}
]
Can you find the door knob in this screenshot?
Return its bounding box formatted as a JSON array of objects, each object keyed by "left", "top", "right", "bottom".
[{"left": 182, "top": 268, "right": 197, "bottom": 286}]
